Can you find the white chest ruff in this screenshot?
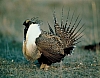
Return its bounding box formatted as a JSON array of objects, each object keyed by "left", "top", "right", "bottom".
[
  {"left": 26, "top": 24, "right": 41, "bottom": 45},
  {"left": 23, "top": 24, "right": 41, "bottom": 61}
]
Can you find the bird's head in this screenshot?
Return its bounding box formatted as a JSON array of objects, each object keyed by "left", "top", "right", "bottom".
[
  {"left": 23, "top": 17, "right": 41, "bottom": 41},
  {"left": 23, "top": 17, "right": 42, "bottom": 27},
  {"left": 23, "top": 19, "right": 32, "bottom": 27}
]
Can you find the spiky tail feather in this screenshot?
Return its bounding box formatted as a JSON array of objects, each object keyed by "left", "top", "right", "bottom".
[{"left": 48, "top": 8, "right": 84, "bottom": 55}]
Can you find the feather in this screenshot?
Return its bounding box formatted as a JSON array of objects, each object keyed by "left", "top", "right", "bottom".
[
  {"left": 23, "top": 8, "right": 84, "bottom": 70},
  {"left": 47, "top": 22, "right": 54, "bottom": 35},
  {"left": 61, "top": 8, "right": 64, "bottom": 28}
]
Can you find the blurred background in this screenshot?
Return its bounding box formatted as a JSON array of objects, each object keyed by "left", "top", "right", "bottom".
[
  {"left": 0, "top": 0, "right": 100, "bottom": 78},
  {"left": 0, "top": 0, "right": 99, "bottom": 44}
]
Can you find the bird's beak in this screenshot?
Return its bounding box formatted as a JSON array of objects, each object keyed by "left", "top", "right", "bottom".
[{"left": 23, "top": 21, "right": 26, "bottom": 26}]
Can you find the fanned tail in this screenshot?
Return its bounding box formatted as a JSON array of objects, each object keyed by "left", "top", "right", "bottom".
[
  {"left": 37, "top": 8, "right": 84, "bottom": 67},
  {"left": 52, "top": 8, "right": 84, "bottom": 55}
]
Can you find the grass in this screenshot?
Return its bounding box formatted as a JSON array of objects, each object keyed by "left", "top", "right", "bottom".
[
  {"left": 0, "top": 41, "right": 99, "bottom": 78},
  {"left": 0, "top": 0, "right": 100, "bottom": 78}
]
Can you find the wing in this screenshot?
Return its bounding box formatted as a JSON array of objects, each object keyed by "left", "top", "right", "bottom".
[{"left": 35, "top": 32, "right": 65, "bottom": 63}]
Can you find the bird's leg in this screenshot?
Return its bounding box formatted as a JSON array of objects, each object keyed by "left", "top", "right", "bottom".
[
  {"left": 40, "top": 63, "right": 46, "bottom": 69},
  {"left": 44, "top": 64, "right": 50, "bottom": 70}
]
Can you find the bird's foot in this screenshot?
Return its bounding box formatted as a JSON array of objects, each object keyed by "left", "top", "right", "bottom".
[
  {"left": 40, "top": 63, "right": 50, "bottom": 70},
  {"left": 40, "top": 63, "right": 46, "bottom": 69},
  {"left": 44, "top": 64, "right": 50, "bottom": 70}
]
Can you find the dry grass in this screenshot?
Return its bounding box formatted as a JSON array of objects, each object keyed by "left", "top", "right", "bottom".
[{"left": 0, "top": 0, "right": 100, "bottom": 78}]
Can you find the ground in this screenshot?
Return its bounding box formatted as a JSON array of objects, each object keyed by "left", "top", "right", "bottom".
[{"left": 0, "top": 0, "right": 100, "bottom": 78}]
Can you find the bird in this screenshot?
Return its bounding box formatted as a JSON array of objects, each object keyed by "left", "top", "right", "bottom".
[
  {"left": 23, "top": 18, "right": 42, "bottom": 62},
  {"left": 22, "top": 9, "right": 84, "bottom": 70}
]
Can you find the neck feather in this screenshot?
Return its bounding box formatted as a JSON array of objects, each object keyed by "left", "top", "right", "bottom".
[{"left": 26, "top": 24, "right": 41, "bottom": 45}]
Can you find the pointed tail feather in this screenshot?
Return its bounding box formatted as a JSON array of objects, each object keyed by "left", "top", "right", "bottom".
[
  {"left": 64, "top": 8, "right": 70, "bottom": 30},
  {"left": 47, "top": 22, "right": 54, "bottom": 35},
  {"left": 61, "top": 8, "right": 64, "bottom": 28},
  {"left": 70, "top": 18, "right": 82, "bottom": 36},
  {"left": 70, "top": 23, "right": 85, "bottom": 39},
  {"left": 52, "top": 8, "right": 84, "bottom": 50},
  {"left": 53, "top": 8, "right": 57, "bottom": 25},
  {"left": 68, "top": 14, "right": 80, "bottom": 34}
]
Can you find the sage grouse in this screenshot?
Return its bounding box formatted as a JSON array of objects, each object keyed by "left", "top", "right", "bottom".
[{"left": 23, "top": 9, "right": 84, "bottom": 70}]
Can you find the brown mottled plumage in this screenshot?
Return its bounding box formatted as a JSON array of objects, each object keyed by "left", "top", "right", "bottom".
[{"left": 23, "top": 9, "right": 84, "bottom": 70}]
